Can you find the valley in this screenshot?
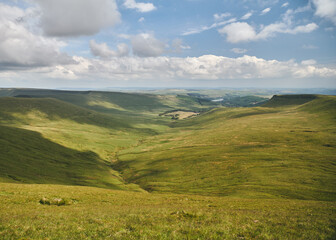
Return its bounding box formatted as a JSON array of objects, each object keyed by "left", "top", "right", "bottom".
[{"left": 0, "top": 88, "right": 335, "bottom": 239}]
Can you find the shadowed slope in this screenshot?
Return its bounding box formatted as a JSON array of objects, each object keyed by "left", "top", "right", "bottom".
[
  {"left": 262, "top": 94, "right": 318, "bottom": 107},
  {"left": 0, "top": 125, "right": 134, "bottom": 189}
]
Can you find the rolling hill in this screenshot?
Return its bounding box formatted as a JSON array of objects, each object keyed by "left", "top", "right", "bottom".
[
  {"left": 0, "top": 90, "right": 335, "bottom": 239},
  {"left": 115, "top": 95, "right": 336, "bottom": 200},
  {"left": 0, "top": 96, "right": 150, "bottom": 190}
]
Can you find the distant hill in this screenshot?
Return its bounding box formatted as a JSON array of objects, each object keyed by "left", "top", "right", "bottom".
[
  {"left": 0, "top": 88, "right": 216, "bottom": 116},
  {"left": 262, "top": 94, "right": 318, "bottom": 107}
]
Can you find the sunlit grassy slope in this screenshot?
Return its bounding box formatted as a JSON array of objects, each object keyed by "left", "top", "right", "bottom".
[
  {"left": 115, "top": 95, "right": 336, "bottom": 200},
  {"left": 0, "top": 183, "right": 335, "bottom": 239}
]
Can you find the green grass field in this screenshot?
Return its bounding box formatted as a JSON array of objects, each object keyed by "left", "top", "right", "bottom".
[
  {"left": 0, "top": 89, "right": 335, "bottom": 239},
  {"left": 0, "top": 183, "right": 335, "bottom": 239}
]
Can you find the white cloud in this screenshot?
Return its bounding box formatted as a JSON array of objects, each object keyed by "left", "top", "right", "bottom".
[
  {"left": 218, "top": 22, "right": 257, "bottom": 43},
  {"left": 0, "top": 3, "right": 75, "bottom": 70},
  {"left": 219, "top": 21, "right": 318, "bottom": 43},
  {"left": 261, "top": 8, "right": 271, "bottom": 15},
  {"left": 231, "top": 48, "right": 248, "bottom": 54},
  {"left": 282, "top": 2, "right": 289, "bottom": 8},
  {"left": 131, "top": 34, "right": 166, "bottom": 57},
  {"left": 39, "top": 55, "right": 336, "bottom": 82},
  {"left": 241, "top": 12, "right": 253, "bottom": 20},
  {"left": 90, "top": 40, "right": 129, "bottom": 58},
  {"left": 124, "top": 0, "right": 156, "bottom": 13},
  {"left": 282, "top": 5, "right": 312, "bottom": 25},
  {"left": 35, "top": 0, "right": 120, "bottom": 37},
  {"left": 301, "top": 59, "right": 317, "bottom": 65},
  {"left": 312, "top": 0, "right": 336, "bottom": 25},
  {"left": 138, "top": 17, "right": 145, "bottom": 23},
  {"left": 214, "top": 13, "right": 231, "bottom": 21}
]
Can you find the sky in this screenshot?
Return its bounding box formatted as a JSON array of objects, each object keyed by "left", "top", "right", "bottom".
[{"left": 0, "top": 0, "right": 335, "bottom": 89}]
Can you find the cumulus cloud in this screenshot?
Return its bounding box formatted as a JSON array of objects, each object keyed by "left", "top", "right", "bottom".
[
  {"left": 35, "top": 0, "right": 120, "bottom": 37},
  {"left": 90, "top": 40, "right": 129, "bottom": 58},
  {"left": 0, "top": 3, "right": 75, "bottom": 70},
  {"left": 301, "top": 59, "right": 317, "bottom": 65},
  {"left": 138, "top": 17, "right": 145, "bottom": 22},
  {"left": 312, "top": 0, "right": 336, "bottom": 25},
  {"left": 231, "top": 48, "right": 248, "bottom": 54},
  {"left": 124, "top": 0, "right": 156, "bottom": 13},
  {"left": 219, "top": 22, "right": 256, "bottom": 43},
  {"left": 241, "top": 12, "right": 253, "bottom": 20},
  {"left": 219, "top": 21, "right": 318, "bottom": 43},
  {"left": 261, "top": 8, "right": 271, "bottom": 15},
  {"left": 49, "top": 55, "right": 336, "bottom": 82},
  {"left": 131, "top": 34, "right": 166, "bottom": 57}
]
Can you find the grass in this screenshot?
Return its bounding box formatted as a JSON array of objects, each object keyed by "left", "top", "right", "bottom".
[
  {"left": 115, "top": 95, "right": 336, "bottom": 200},
  {"left": 0, "top": 183, "right": 335, "bottom": 240},
  {"left": 0, "top": 90, "right": 335, "bottom": 239},
  {"left": 0, "top": 97, "right": 153, "bottom": 190},
  {"left": 0, "top": 125, "right": 143, "bottom": 190}
]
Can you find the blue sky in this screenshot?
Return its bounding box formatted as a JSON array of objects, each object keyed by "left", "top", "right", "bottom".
[{"left": 0, "top": 0, "right": 335, "bottom": 88}]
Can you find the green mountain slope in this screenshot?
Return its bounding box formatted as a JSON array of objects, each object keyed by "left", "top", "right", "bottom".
[
  {"left": 0, "top": 125, "right": 129, "bottom": 189},
  {"left": 0, "top": 97, "right": 149, "bottom": 190},
  {"left": 0, "top": 88, "right": 215, "bottom": 115},
  {"left": 115, "top": 95, "right": 336, "bottom": 200},
  {"left": 262, "top": 94, "right": 318, "bottom": 107}
]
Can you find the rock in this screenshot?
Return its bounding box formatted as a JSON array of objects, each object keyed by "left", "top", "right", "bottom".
[{"left": 39, "top": 197, "right": 50, "bottom": 205}]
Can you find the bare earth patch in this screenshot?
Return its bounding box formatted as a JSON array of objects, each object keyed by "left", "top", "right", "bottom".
[{"left": 162, "top": 111, "right": 199, "bottom": 120}]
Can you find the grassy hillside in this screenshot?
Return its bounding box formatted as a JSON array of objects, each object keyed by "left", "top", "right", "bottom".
[
  {"left": 0, "top": 88, "right": 216, "bottom": 116},
  {"left": 0, "top": 125, "right": 133, "bottom": 189},
  {"left": 0, "top": 97, "right": 151, "bottom": 190},
  {"left": 0, "top": 91, "right": 335, "bottom": 239},
  {"left": 0, "top": 93, "right": 335, "bottom": 201},
  {"left": 262, "top": 94, "right": 318, "bottom": 107},
  {"left": 115, "top": 95, "right": 336, "bottom": 200},
  {"left": 0, "top": 183, "right": 335, "bottom": 239}
]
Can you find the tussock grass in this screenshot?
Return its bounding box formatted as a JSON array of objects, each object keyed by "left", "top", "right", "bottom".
[{"left": 0, "top": 183, "right": 335, "bottom": 239}]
